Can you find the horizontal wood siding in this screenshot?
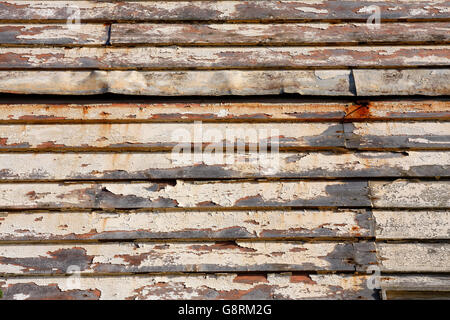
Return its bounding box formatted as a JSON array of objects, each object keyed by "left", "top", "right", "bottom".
[
  {"left": 0, "top": 70, "right": 448, "bottom": 96},
  {"left": 0, "top": 1, "right": 447, "bottom": 22},
  {"left": 0, "top": 274, "right": 376, "bottom": 300},
  {"left": 0, "top": 0, "right": 448, "bottom": 300}
]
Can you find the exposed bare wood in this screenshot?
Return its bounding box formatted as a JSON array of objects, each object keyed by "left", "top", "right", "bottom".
[
  {"left": 377, "top": 243, "right": 450, "bottom": 272},
  {"left": 382, "top": 290, "right": 450, "bottom": 299},
  {"left": 0, "top": 70, "right": 353, "bottom": 95},
  {"left": 0, "top": 151, "right": 448, "bottom": 180},
  {"left": 0, "top": 47, "right": 448, "bottom": 69},
  {"left": 345, "top": 122, "right": 450, "bottom": 150},
  {"left": 353, "top": 69, "right": 450, "bottom": 96},
  {"left": 0, "top": 100, "right": 449, "bottom": 123},
  {"left": 0, "top": 180, "right": 371, "bottom": 209},
  {"left": 1, "top": 69, "right": 448, "bottom": 96},
  {"left": 381, "top": 275, "right": 450, "bottom": 292},
  {"left": 110, "top": 23, "right": 450, "bottom": 46},
  {"left": 0, "top": 209, "right": 373, "bottom": 241},
  {"left": 0, "top": 273, "right": 376, "bottom": 300},
  {"left": 374, "top": 210, "right": 450, "bottom": 239},
  {"left": 370, "top": 180, "right": 450, "bottom": 208},
  {"left": 0, "top": 241, "right": 376, "bottom": 275},
  {"left": 0, "top": 24, "right": 108, "bottom": 45}
]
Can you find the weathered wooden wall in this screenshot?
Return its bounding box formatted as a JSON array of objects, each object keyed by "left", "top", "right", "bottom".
[{"left": 0, "top": 0, "right": 449, "bottom": 300}]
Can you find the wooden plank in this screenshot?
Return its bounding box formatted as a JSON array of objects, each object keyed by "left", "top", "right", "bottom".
[
  {"left": 0, "top": 273, "right": 376, "bottom": 300},
  {"left": 2, "top": 70, "right": 448, "bottom": 96},
  {"left": 345, "top": 122, "right": 450, "bottom": 150},
  {"left": 377, "top": 243, "right": 450, "bottom": 273},
  {"left": 0, "top": 101, "right": 352, "bottom": 123},
  {"left": 0, "top": 209, "right": 373, "bottom": 241},
  {"left": 0, "top": 241, "right": 376, "bottom": 275},
  {"left": 0, "top": 70, "right": 353, "bottom": 96},
  {"left": 370, "top": 180, "right": 450, "bottom": 208},
  {"left": 0, "top": 70, "right": 109, "bottom": 95},
  {"left": 0, "top": 122, "right": 345, "bottom": 151},
  {"left": 381, "top": 275, "right": 450, "bottom": 291},
  {"left": 0, "top": 24, "right": 108, "bottom": 45},
  {"left": 0, "top": 47, "right": 448, "bottom": 69},
  {"left": 374, "top": 210, "right": 450, "bottom": 239},
  {"left": 0, "top": 1, "right": 447, "bottom": 22},
  {"left": 382, "top": 291, "right": 450, "bottom": 299},
  {"left": 110, "top": 23, "right": 450, "bottom": 46},
  {"left": 353, "top": 69, "right": 450, "bottom": 96},
  {"left": 0, "top": 151, "right": 448, "bottom": 180},
  {"left": 381, "top": 275, "right": 450, "bottom": 299},
  {"left": 0, "top": 180, "right": 371, "bottom": 209},
  {"left": 344, "top": 100, "right": 450, "bottom": 121},
  {"left": 0, "top": 100, "right": 449, "bottom": 123}
]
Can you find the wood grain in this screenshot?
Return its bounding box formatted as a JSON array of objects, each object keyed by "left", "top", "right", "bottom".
[
  {"left": 0, "top": 70, "right": 353, "bottom": 95},
  {"left": 110, "top": 23, "right": 450, "bottom": 46},
  {"left": 343, "top": 100, "right": 450, "bottom": 121},
  {"left": 370, "top": 180, "right": 450, "bottom": 208},
  {"left": 377, "top": 243, "right": 450, "bottom": 272},
  {"left": 0, "top": 273, "right": 376, "bottom": 300},
  {"left": 0, "top": 24, "right": 108, "bottom": 45},
  {"left": 0, "top": 180, "right": 371, "bottom": 209},
  {"left": 381, "top": 275, "right": 450, "bottom": 299},
  {"left": 0, "top": 70, "right": 447, "bottom": 96},
  {"left": 1, "top": 122, "right": 448, "bottom": 152},
  {"left": 381, "top": 275, "right": 450, "bottom": 291},
  {"left": 0, "top": 209, "right": 373, "bottom": 241},
  {"left": 2, "top": 209, "right": 448, "bottom": 241},
  {"left": 0, "top": 241, "right": 376, "bottom": 275},
  {"left": 0, "top": 151, "right": 448, "bottom": 180},
  {"left": 0, "top": 1, "right": 447, "bottom": 22},
  {"left": 0, "top": 122, "right": 345, "bottom": 151},
  {"left": 353, "top": 69, "right": 450, "bottom": 96},
  {"left": 374, "top": 210, "right": 450, "bottom": 239},
  {"left": 345, "top": 122, "right": 450, "bottom": 150},
  {"left": 0, "top": 47, "right": 448, "bottom": 69},
  {"left": 0, "top": 100, "right": 449, "bottom": 123}
]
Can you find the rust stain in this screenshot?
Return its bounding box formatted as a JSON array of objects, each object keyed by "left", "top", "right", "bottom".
[
  {"left": 36, "top": 141, "right": 66, "bottom": 149},
  {"left": 233, "top": 274, "right": 268, "bottom": 284},
  {"left": 290, "top": 273, "right": 317, "bottom": 285}
]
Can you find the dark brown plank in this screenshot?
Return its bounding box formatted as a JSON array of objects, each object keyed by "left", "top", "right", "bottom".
[
  {"left": 111, "top": 23, "right": 450, "bottom": 45},
  {"left": 0, "top": 24, "right": 108, "bottom": 45},
  {"left": 0, "top": 1, "right": 448, "bottom": 22}
]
